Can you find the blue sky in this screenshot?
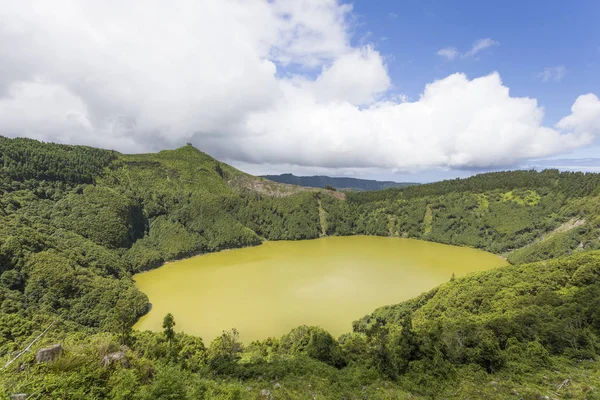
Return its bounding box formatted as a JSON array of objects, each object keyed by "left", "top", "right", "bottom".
[
  {"left": 343, "top": 0, "right": 600, "bottom": 181},
  {"left": 1, "top": 1, "right": 599, "bottom": 183},
  {"left": 352, "top": 0, "right": 600, "bottom": 122}
]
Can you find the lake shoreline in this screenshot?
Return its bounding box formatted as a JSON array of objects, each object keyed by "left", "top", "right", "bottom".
[
  {"left": 133, "top": 236, "right": 508, "bottom": 343},
  {"left": 134, "top": 234, "right": 510, "bottom": 278}
]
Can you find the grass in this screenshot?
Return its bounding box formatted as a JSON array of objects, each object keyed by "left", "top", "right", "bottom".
[{"left": 501, "top": 190, "right": 541, "bottom": 206}]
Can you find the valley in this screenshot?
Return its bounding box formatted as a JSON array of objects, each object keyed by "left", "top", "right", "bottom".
[{"left": 1, "top": 136, "right": 600, "bottom": 399}]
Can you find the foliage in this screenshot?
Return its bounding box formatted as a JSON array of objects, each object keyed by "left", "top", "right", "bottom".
[
  {"left": 0, "top": 135, "right": 117, "bottom": 184},
  {"left": 2, "top": 136, "right": 600, "bottom": 398},
  {"left": 355, "top": 250, "right": 600, "bottom": 383},
  {"left": 162, "top": 313, "right": 176, "bottom": 344},
  {"left": 207, "top": 329, "right": 244, "bottom": 374}
]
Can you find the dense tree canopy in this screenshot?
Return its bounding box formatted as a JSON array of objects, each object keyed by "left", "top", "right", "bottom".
[{"left": 1, "top": 136, "right": 599, "bottom": 398}]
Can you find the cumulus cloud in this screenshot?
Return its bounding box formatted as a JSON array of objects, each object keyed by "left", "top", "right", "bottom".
[
  {"left": 309, "top": 46, "right": 390, "bottom": 105},
  {"left": 537, "top": 66, "right": 567, "bottom": 82},
  {"left": 557, "top": 94, "right": 600, "bottom": 137},
  {"left": 0, "top": 1, "right": 598, "bottom": 173},
  {"left": 219, "top": 72, "right": 594, "bottom": 169},
  {"left": 437, "top": 47, "right": 459, "bottom": 60}
]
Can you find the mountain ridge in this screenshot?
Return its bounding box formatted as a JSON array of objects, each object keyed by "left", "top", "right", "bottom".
[
  {"left": 2, "top": 136, "right": 600, "bottom": 399},
  {"left": 261, "top": 172, "right": 419, "bottom": 191}
]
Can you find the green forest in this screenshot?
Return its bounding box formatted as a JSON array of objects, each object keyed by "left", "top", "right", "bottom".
[{"left": 1, "top": 136, "right": 600, "bottom": 399}]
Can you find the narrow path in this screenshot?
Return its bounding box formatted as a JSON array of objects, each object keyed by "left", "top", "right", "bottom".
[
  {"left": 318, "top": 199, "right": 327, "bottom": 237},
  {"left": 423, "top": 205, "right": 433, "bottom": 235}
]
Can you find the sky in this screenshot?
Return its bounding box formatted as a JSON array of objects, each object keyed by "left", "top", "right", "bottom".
[{"left": 1, "top": 1, "right": 599, "bottom": 182}]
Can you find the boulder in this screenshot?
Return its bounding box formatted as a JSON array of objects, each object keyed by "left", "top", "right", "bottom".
[
  {"left": 35, "top": 344, "right": 63, "bottom": 363},
  {"left": 11, "top": 395, "right": 28, "bottom": 400},
  {"left": 101, "top": 351, "right": 130, "bottom": 368}
]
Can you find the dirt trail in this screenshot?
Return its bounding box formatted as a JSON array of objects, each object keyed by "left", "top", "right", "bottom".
[
  {"left": 549, "top": 217, "right": 585, "bottom": 236},
  {"left": 506, "top": 217, "right": 586, "bottom": 257},
  {"left": 318, "top": 199, "right": 328, "bottom": 236}
]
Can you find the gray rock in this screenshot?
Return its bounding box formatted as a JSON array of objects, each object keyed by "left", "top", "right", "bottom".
[
  {"left": 274, "top": 382, "right": 281, "bottom": 389},
  {"left": 35, "top": 344, "right": 63, "bottom": 363},
  {"left": 260, "top": 389, "right": 271, "bottom": 398},
  {"left": 11, "top": 394, "right": 28, "bottom": 400},
  {"left": 101, "top": 351, "right": 130, "bottom": 368}
]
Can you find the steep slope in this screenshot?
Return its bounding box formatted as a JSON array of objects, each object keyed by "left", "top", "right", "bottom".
[
  {"left": 2, "top": 136, "right": 600, "bottom": 336},
  {"left": 2, "top": 136, "right": 600, "bottom": 399},
  {"left": 349, "top": 250, "right": 600, "bottom": 398},
  {"left": 336, "top": 171, "right": 600, "bottom": 257}
]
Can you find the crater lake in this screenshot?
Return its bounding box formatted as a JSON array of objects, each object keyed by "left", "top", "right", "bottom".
[{"left": 133, "top": 236, "right": 507, "bottom": 342}]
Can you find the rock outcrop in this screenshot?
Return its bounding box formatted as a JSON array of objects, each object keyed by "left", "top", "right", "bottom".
[
  {"left": 101, "top": 351, "right": 130, "bottom": 368},
  {"left": 35, "top": 344, "right": 63, "bottom": 363}
]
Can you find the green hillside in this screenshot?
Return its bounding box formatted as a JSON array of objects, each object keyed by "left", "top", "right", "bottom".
[{"left": 1, "top": 136, "right": 600, "bottom": 399}]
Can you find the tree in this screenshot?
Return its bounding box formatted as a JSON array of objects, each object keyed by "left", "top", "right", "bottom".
[
  {"left": 365, "top": 318, "right": 394, "bottom": 377},
  {"left": 207, "top": 328, "right": 244, "bottom": 373},
  {"left": 306, "top": 328, "right": 346, "bottom": 368},
  {"left": 163, "top": 313, "right": 176, "bottom": 345},
  {"left": 388, "top": 315, "right": 419, "bottom": 376},
  {"left": 140, "top": 364, "right": 188, "bottom": 400},
  {"left": 111, "top": 287, "right": 146, "bottom": 345},
  {"left": 475, "top": 329, "right": 504, "bottom": 373}
]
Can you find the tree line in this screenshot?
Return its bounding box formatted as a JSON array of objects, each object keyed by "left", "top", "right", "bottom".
[{"left": 1, "top": 136, "right": 600, "bottom": 398}]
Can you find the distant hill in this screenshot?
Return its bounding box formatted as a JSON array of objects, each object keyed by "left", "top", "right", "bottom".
[{"left": 261, "top": 173, "right": 419, "bottom": 191}]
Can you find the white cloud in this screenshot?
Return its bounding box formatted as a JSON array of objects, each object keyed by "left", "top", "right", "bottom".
[
  {"left": 537, "top": 66, "right": 567, "bottom": 82},
  {"left": 388, "top": 12, "right": 399, "bottom": 19},
  {"left": 0, "top": 1, "right": 598, "bottom": 173},
  {"left": 463, "top": 38, "right": 498, "bottom": 58},
  {"left": 557, "top": 94, "right": 600, "bottom": 138},
  {"left": 0, "top": 0, "right": 351, "bottom": 152},
  {"left": 310, "top": 46, "right": 390, "bottom": 105},
  {"left": 437, "top": 38, "right": 497, "bottom": 60},
  {"left": 227, "top": 72, "right": 595, "bottom": 169},
  {"left": 437, "top": 47, "right": 459, "bottom": 60}
]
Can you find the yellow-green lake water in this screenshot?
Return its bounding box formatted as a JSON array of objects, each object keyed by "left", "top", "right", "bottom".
[{"left": 133, "top": 236, "right": 506, "bottom": 343}]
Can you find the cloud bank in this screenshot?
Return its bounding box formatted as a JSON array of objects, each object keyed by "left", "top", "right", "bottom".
[{"left": 0, "top": 0, "right": 598, "bottom": 172}]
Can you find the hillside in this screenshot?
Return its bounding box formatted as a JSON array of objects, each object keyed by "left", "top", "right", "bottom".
[
  {"left": 261, "top": 173, "right": 418, "bottom": 191},
  {"left": 1, "top": 136, "right": 600, "bottom": 399}
]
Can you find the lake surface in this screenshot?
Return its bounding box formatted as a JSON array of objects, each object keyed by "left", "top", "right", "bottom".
[{"left": 133, "top": 236, "right": 506, "bottom": 343}]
